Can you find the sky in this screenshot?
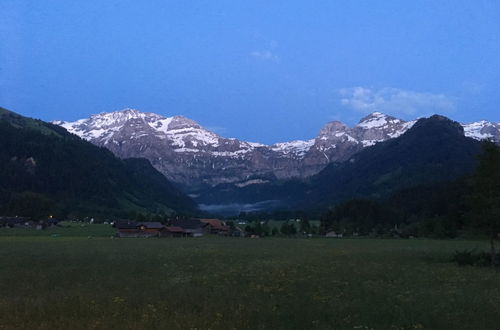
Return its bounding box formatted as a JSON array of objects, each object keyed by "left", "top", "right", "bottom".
[{"left": 1, "top": 0, "right": 499, "bottom": 144}]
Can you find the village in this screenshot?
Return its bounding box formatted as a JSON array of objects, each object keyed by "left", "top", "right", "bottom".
[
  {"left": 113, "top": 218, "right": 238, "bottom": 238},
  {"left": 0, "top": 215, "right": 333, "bottom": 238},
  {"left": 0, "top": 216, "right": 236, "bottom": 237},
  {"left": 0, "top": 216, "right": 59, "bottom": 230}
]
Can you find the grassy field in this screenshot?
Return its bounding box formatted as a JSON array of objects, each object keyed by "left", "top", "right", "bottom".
[
  {"left": 0, "top": 226, "right": 499, "bottom": 329},
  {"left": 0, "top": 222, "right": 115, "bottom": 237}
]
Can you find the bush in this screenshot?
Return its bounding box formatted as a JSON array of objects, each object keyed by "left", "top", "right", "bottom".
[
  {"left": 452, "top": 249, "right": 478, "bottom": 266},
  {"left": 452, "top": 249, "right": 499, "bottom": 267}
]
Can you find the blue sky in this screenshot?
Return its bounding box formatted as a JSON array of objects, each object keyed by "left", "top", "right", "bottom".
[{"left": 1, "top": 0, "right": 499, "bottom": 144}]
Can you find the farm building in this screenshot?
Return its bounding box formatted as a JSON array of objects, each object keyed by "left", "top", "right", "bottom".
[
  {"left": 0, "top": 216, "right": 58, "bottom": 229},
  {"left": 113, "top": 219, "right": 233, "bottom": 238},
  {"left": 200, "top": 219, "right": 230, "bottom": 235},
  {"left": 162, "top": 226, "right": 187, "bottom": 237},
  {"left": 171, "top": 219, "right": 207, "bottom": 237},
  {"left": 138, "top": 222, "right": 164, "bottom": 235},
  {"left": 114, "top": 221, "right": 165, "bottom": 238},
  {"left": 0, "top": 216, "right": 28, "bottom": 228}
]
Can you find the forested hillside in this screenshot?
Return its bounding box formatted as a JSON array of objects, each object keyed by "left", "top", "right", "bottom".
[
  {"left": 0, "top": 107, "right": 197, "bottom": 219},
  {"left": 306, "top": 115, "right": 481, "bottom": 208},
  {"left": 320, "top": 141, "right": 500, "bottom": 240}
]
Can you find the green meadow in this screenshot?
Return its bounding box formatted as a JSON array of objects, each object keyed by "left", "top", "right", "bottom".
[{"left": 0, "top": 225, "right": 499, "bottom": 329}]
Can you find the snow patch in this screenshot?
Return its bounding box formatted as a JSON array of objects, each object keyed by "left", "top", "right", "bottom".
[
  {"left": 235, "top": 179, "right": 270, "bottom": 187},
  {"left": 271, "top": 139, "right": 314, "bottom": 157},
  {"left": 462, "top": 120, "right": 496, "bottom": 140},
  {"left": 357, "top": 113, "right": 390, "bottom": 129}
]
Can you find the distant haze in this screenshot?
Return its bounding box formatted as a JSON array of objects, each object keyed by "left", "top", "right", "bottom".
[{"left": 199, "top": 201, "right": 284, "bottom": 216}]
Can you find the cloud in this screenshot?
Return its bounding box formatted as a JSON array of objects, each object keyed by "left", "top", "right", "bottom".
[
  {"left": 250, "top": 50, "right": 279, "bottom": 62},
  {"left": 338, "top": 87, "right": 456, "bottom": 117}
]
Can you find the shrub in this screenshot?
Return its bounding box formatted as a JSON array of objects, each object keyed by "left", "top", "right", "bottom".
[
  {"left": 452, "top": 249, "right": 478, "bottom": 266},
  {"left": 452, "top": 249, "right": 500, "bottom": 267}
]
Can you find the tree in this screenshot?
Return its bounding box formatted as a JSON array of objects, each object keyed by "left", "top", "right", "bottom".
[
  {"left": 299, "top": 219, "right": 311, "bottom": 234},
  {"left": 244, "top": 225, "right": 253, "bottom": 236},
  {"left": 469, "top": 141, "right": 500, "bottom": 267},
  {"left": 5, "top": 191, "right": 56, "bottom": 219},
  {"left": 226, "top": 220, "right": 236, "bottom": 231},
  {"left": 280, "top": 222, "right": 297, "bottom": 236}
]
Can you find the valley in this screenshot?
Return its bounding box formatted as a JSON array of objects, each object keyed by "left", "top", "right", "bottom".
[{"left": 54, "top": 109, "right": 500, "bottom": 214}]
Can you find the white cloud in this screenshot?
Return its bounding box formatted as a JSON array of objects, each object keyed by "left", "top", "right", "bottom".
[
  {"left": 338, "top": 87, "right": 456, "bottom": 117},
  {"left": 250, "top": 50, "right": 279, "bottom": 62}
]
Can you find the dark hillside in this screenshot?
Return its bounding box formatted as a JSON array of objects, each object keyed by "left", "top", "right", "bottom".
[
  {"left": 305, "top": 115, "right": 482, "bottom": 208},
  {"left": 0, "top": 107, "right": 197, "bottom": 218}
]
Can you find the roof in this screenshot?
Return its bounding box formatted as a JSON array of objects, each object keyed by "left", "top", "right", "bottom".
[
  {"left": 165, "top": 226, "right": 185, "bottom": 233},
  {"left": 200, "top": 219, "right": 229, "bottom": 231},
  {"left": 0, "top": 217, "right": 29, "bottom": 225},
  {"left": 171, "top": 219, "right": 207, "bottom": 230},
  {"left": 138, "top": 222, "right": 164, "bottom": 229}
]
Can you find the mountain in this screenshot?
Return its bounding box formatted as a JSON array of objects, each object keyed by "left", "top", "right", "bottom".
[
  {"left": 55, "top": 109, "right": 499, "bottom": 193},
  {"left": 0, "top": 107, "right": 197, "bottom": 218},
  {"left": 462, "top": 120, "right": 500, "bottom": 141},
  {"left": 54, "top": 109, "right": 313, "bottom": 187},
  {"left": 299, "top": 112, "right": 417, "bottom": 174},
  {"left": 303, "top": 115, "right": 482, "bottom": 208},
  {"left": 195, "top": 115, "right": 484, "bottom": 214}
]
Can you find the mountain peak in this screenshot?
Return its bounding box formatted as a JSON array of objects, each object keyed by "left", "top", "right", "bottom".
[
  {"left": 357, "top": 112, "right": 403, "bottom": 129},
  {"left": 91, "top": 108, "right": 160, "bottom": 121},
  {"left": 462, "top": 119, "right": 500, "bottom": 141},
  {"left": 360, "top": 111, "right": 387, "bottom": 120},
  {"left": 113, "top": 107, "right": 141, "bottom": 114},
  {"left": 88, "top": 110, "right": 205, "bottom": 130},
  {"left": 408, "top": 115, "right": 464, "bottom": 137},
  {"left": 319, "top": 120, "right": 348, "bottom": 136}
]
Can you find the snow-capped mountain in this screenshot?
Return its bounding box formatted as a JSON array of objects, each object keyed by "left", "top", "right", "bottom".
[
  {"left": 54, "top": 109, "right": 499, "bottom": 188},
  {"left": 270, "top": 140, "right": 315, "bottom": 158},
  {"left": 462, "top": 120, "right": 500, "bottom": 141},
  {"left": 55, "top": 109, "right": 309, "bottom": 186},
  {"left": 55, "top": 109, "right": 256, "bottom": 158},
  {"left": 293, "top": 112, "right": 418, "bottom": 176}
]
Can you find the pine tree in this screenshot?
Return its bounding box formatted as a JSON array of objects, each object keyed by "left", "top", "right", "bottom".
[{"left": 469, "top": 141, "right": 500, "bottom": 267}]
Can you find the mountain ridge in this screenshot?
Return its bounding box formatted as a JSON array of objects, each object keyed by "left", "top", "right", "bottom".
[
  {"left": 304, "top": 114, "right": 482, "bottom": 208},
  {"left": 54, "top": 109, "right": 500, "bottom": 189},
  {"left": 195, "top": 115, "right": 483, "bottom": 214}
]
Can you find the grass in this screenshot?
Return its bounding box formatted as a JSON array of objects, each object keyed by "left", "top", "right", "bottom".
[
  {"left": 0, "top": 222, "right": 115, "bottom": 237},
  {"left": 0, "top": 226, "right": 498, "bottom": 329}
]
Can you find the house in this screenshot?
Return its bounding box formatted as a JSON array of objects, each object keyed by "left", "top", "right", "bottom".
[
  {"left": 0, "top": 216, "right": 30, "bottom": 228},
  {"left": 137, "top": 222, "right": 164, "bottom": 237},
  {"left": 162, "top": 226, "right": 187, "bottom": 238},
  {"left": 0, "top": 216, "right": 59, "bottom": 230},
  {"left": 114, "top": 221, "right": 165, "bottom": 238},
  {"left": 171, "top": 219, "right": 207, "bottom": 237},
  {"left": 114, "top": 221, "right": 141, "bottom": 237},
  {"left": 37, "top": 217, "right": 59, "bottom": 230},
  {"left": 200, "top": 219, "right": 230, "bottom": 235}
]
